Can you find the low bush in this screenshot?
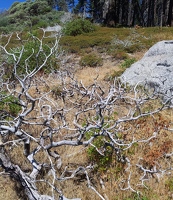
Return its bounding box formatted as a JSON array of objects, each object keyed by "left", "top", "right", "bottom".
[
  {"left": 63, "top": 18, "right": 96, "bottom": 36},
  {"left": 33, "top": 20, "right": 48, "bottom": 28},
  {"left": 79, "top": 53, "right": 103, "bottom": 67},
  {"left": 0, "top": 16, "right": 8, "bottom": 27},
  {"left": 31, "top": 16, "right": 40, "bottom": 26},
  {"left": 86, "top": 132, "right": 113, "bottom": 172},
  {"left": 0, "top": 94, "right": 21, "bottom": 117},
  {"left": 0, "top": 26, "right": 10, "bottom": 34},
  {"left": 124, "top": 43, "right": 142, "bottom": 53}
]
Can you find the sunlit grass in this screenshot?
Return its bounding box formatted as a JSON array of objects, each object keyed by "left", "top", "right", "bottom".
[{"left": 60, "top": 26, "right": 173, "bottom": 54}]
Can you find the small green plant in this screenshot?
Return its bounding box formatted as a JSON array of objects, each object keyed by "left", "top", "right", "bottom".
[
  {"left": 63, "top": 18, "right": 96, "bottom": 36},
  {"left": 0, "top": 94, "right": 21, "bottom": 117},
  {"left": 120, "top": 58, "right": 137, "bottom": 69},
  {"left": 86, "top": 129, "right": 113, "bottom": 172},
  {"left": 79, "top": 53, "right": 103, "bottom": 67},
  {"left": 166, "top": 178, "right": 173, "bottom": 192},
  {"left": 123, "top": 193, "right": 150, "bottom": 200}
]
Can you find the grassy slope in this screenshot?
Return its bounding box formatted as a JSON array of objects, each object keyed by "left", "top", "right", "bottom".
[{"left": 1, "top": 26, "right": 173, "bottom": 200}]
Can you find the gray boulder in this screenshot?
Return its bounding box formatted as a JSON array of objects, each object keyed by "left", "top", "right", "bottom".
[{"left": 121, "top": 40, "right": 173, "bottom": 98}]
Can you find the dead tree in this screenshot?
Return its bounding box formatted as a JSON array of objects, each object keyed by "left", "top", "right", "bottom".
[{"left": 0, "top": 30, "right": 173, "bottom": 200}]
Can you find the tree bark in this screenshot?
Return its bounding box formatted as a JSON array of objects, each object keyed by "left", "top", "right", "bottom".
[{"left": 167, "top": 0, "right": 173, "bottom": 26}]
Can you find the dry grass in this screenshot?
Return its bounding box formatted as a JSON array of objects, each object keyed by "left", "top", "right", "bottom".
[
  {"left": 0, "top": 176, "right": 22, "bottom": 200},
  {"left": 94, "top": 110, "right": 173, "bottom": 199},
  {"left": 1, "top": 88, "right": 173, "bottom": 200},
  {"left": 75, "top": 59, "right": 122, "bottom": 85}
]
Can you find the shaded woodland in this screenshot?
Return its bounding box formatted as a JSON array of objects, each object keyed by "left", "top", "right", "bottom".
[{"left": 47, "top": 0, "right": 173, "bottom": 27}]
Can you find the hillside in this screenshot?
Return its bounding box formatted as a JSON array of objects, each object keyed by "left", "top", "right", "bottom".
[
  {"left": 0, "top": 1, "right": 68, "bottom": 33},
  {"left": 1, "top": 2, "right": 173, "bottom": 200}
]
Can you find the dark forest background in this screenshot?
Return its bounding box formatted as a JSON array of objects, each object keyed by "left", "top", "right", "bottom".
[{"left": 48, "top": 0, "right": 173, "bottom": 27}]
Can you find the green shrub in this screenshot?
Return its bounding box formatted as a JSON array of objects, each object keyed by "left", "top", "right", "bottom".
[
  {"left": 7, "top": 0, "right": 53, "bottom": 31},
  {"left": 60, "top": 35, "right": 92, "bottom": 53},
  {"left": 87, "top": 135, "right": 113, "bottom": 172},
  {"left": 9, "top": 1, "right": 24, "bottom": 14},
  {"left": 9, "top": 1, "right": 20, "bottom": 11},
  {"left": 27, "top": 1, "right": 51, "bottom": 16},
  {"left": 0, "top": 94, "right": 21, "bottom": 117},
  {"left": 79, "top": 53, "right": 103, "bottom": 67},
  {"left": 31, "top": 16, "right": 40, "bottom": 26},
  {"left": 124, "top": 44, "right": 142, "bottom": 53},
  {"left": 0, "top": 26, "right": 10, "bottom": 34},
  {"left": 0, "top": 16, "right": 8, "bottom": 27},
  {"left": 33, "top": 20, "right": 48, "bottom": 28},
  {"left": 41, "top": 10, "right": 64, "bottom": 26},
  {"left": 64, "top": 18, "right": 96, "bottom": 36}
]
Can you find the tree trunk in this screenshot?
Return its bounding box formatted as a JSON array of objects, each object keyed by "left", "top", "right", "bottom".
[
  {"left": 167, "top": 0, "right": 173, "bottom": 26},
  {"left": 128, "top": 0, "right": 132, "bottom": 26}
]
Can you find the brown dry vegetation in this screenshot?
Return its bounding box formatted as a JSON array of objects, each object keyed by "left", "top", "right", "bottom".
[{"left": 1, "top": 26, "right": 173, "bottom": 200}]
